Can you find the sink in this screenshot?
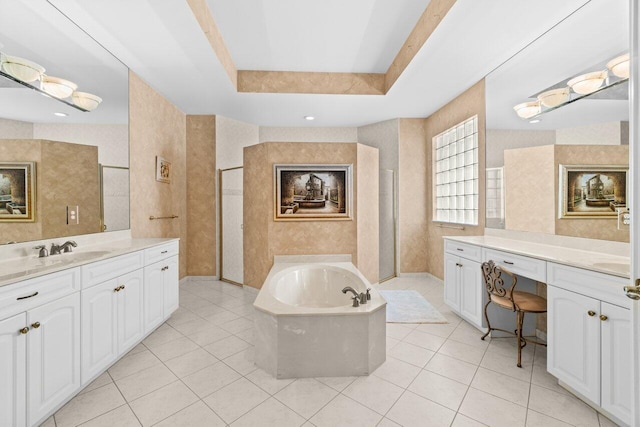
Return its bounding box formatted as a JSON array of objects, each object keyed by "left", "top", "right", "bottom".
[{"left": 58, "top": 251, "right": 112, "bottom": 262}]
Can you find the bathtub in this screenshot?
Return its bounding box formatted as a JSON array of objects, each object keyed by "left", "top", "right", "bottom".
[{"left": 253, "top": 255, "right": 386, "bottom": 379}]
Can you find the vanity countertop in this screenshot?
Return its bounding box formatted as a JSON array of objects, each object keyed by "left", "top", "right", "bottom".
[
  {"left": 444, "top": 235, "right": 630, "bottom": 279},
  {"left": 0, "top": 237, "right": 179, "bottom": 288}
]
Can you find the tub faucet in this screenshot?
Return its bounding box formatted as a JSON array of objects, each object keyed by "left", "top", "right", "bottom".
[
  {"left": 343, "top": 286, "right": 367, "bottom": 306},
  {"left": 342, "top": 286, "right": 359, "bottom": 298},
  {"left": 50, "top": 243, "right": 62, "bottom": 255},
  {"left": 60, "top": 240, "right": 77, "bottom": 253}
]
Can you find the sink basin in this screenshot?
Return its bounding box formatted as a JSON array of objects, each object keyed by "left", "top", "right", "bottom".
[{"left": 58, "top": 251, "right": 112, "bottom": 262}]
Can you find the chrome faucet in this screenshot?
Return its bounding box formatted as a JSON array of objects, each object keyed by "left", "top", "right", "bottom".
[
  {"left": 33, "top": 245, "right": 48, "bottom": 258},
  {"left": 50, "top": 243, "right": 62, "bottom": 255},
  {"left": 60, "top": 240, "right": 77, "bottom": 253}
]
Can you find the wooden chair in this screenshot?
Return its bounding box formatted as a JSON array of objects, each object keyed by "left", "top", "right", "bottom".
[{"left": 480, "top": 260, "right": 547, "bottom": 367}]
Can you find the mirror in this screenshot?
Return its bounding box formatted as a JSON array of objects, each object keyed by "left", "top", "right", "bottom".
[
  {"left": 0, "top": 0, "right": 129, "bottom": 245},
  {"left": 485, "top": 0, "right": 629, "bottom": 242}
]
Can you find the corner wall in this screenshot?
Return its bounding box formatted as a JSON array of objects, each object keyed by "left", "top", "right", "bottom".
[
  {"left": 424, "top": 80, "right": 486, "bottom": 279},
  {"left": 243, "top": 142, "right": 379, "bottom": 288},
  {"left": 129, "top": 72, "right": 188, "bottom": 278}
]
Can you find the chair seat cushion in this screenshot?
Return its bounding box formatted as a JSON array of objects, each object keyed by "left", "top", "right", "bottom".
[{"left": 490, "top": 291, "right": 547, "bottom": 313}]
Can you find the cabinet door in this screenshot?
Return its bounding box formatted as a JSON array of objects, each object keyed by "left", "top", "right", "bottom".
[
  {"left": 460, "top": 260, "right": 485, "bottom": 329},
  {"left": 0, "top": 313, "right": 26, "bottom": 427},
  {"left": 163, "top": 256, "right": 179, "bottom": 318},
  {"left": 27, "top": 292, "right": 81, "bottom": 426},
  {"left": 600, "top": 302, "right": 631, "bottom": 424},
  {"left": 444, "top": 254, "right": 460, "bottom": 312},
  {"left": 81, "top": 280, "right": 118, "bottom": 385},
  {"left": 547, "top": 285, "right": 600, "bottom": 404},
  {"left": 144, "top": 263, "right": 165, "bottom": 334},
  {"left": 118, "top": 269, "right": 144, "bottom": 353}
]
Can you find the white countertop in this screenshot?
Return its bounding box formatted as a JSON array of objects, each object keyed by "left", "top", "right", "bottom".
[
  {"left": 444, "top": 235, "right": 630, "bottom": 279},
  {"left": 0, "top": 238, "right": 179, "bottom": 288}
]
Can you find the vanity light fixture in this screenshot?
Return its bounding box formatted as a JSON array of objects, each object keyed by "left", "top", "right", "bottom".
[
  {"left": 607, "top": 53, "right": 630, "bottom": 78},
  {"left": 304, "top": 116, "right": 315, "bottom": 121},
  {"left": 513, "top": 101, "right": 541, "bottom": 119},
  {"left": 0, "top": 54, "right": 45, "bottom": 82},
  {"left": 537, "top": 87, "right": 570, "bottom": 108},
  {"left": 41, "top": 75, "right": 78, "bottom": 99},
  {"left": 53, "top": 112, "right": 68, "bottom": 117},
  {"left": 567, "top": 70, "right": 608, "bottom": 95},
  {"left": 72, "top": 91, "right": 102, "bottom": 111}
]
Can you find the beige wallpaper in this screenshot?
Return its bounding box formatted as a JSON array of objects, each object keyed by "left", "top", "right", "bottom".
[
  {"left": 0, "top": 139, "right": 100, "bottom": 243},
  {"left": 238, "top": 70, "right": 385, "bottom": 95},
  {"left": 398, "top": 119, "right": 429, "bottom": 273},
  {"left": 259, "top": 126, "right": 357, "bottom": 144},
  {"left": 186, "top": 116, "right": 216, "bottom": 276},
  {"left": 243, "top": 142, "right": 379, "bottom": 288},
  {"left": 504, "top": 145, "right": 556, "bottom": 234},
  {"left": 356, "top": 144, "right": 380, "bottom": 283},
  {"left": 424, "top": 80, "right": 486, "bottom": 279},
  {"left": 129, "top": 72, "right": 188, "bottom": 278},
  {"left": 0, "top": 118, "right": 33, "bottom": 138}
]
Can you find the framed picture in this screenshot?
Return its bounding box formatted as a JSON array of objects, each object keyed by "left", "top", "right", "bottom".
[
  {"left": 275, "top": 164, "right": 353, "bottom": 221},
  {"left": 156, "top": 156, "right": 171, "bottom": 184},
  {"left": 559, "top": 164, "right": 628, "bottom": 218},
  {"left": 0, "top": 162, "right": 36, "bottom": 222}
]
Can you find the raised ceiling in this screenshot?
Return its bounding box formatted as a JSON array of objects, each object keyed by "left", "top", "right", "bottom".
[{"left": 48, "top": 0, "right": 591, "bottom": 127}]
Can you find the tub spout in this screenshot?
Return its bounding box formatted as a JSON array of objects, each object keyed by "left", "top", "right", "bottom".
[{"left": 342, "top": 286, "right": 359, "bottom": 298}]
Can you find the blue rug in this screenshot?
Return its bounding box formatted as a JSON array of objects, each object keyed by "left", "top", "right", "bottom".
[{"left": 379, "top": 290, "right": 448, "bottom": 324}]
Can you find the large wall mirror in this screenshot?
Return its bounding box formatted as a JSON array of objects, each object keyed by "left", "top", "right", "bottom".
[
  {"left": 486, "top": 0, "right": 629, "bottom": 242},
  {"left": 0, "top": 0, "right": 129, "bottom": 245}
]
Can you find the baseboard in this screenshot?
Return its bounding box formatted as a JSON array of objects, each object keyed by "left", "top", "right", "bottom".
[
  {"left": 243, "top": 285, "right": 259, "bottom": 296},
  {"left": 186, "top": 275, "right": 219, "bottom": 282},
  {"left": 535, "top": 329, "right": 547, "bottom": 343},
  {"left": 398, "top": 271, "right": 444, "bottom": 284}
]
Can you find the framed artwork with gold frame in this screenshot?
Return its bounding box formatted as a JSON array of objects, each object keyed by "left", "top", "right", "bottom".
[
  {"left": 156, "top": 156, "right": 171, "bottom": 184},
  {"left": 0, "top": 161, "right": 36, "bottom": 222},
  {"left": 274, "top": 164, "right": 352, "bottom": 221},
  {"left": 559, "top": 164, "right": 628, "bottom": 218}
]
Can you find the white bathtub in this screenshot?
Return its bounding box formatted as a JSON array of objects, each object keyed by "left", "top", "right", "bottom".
[{"left": 253, "top": 255, "right": 386, "bottom": 379}]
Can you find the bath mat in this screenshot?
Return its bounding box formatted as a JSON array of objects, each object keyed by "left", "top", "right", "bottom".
[{"left": 379, "top": 290, "right": 448, "bottom": 324}]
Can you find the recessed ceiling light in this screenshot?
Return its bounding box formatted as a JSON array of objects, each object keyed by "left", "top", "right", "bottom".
[
  {"left": 304, "top": 116, "right": 315, "bottom": 121},
  {"left": 54, "top": 112, "right": 68, "bottom": 117},
  {"left": 529, "top": 119, "right": 541, "bottom": 124}
]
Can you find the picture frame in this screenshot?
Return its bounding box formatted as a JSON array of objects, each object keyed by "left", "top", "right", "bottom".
[
  {"left": 274, "top": 164, "right": 353, "bottom": 221},
  {"left": 156, "top": 156, "right": 171, "bottom": 184},
  {"left": 0, "top": 161, "right": 36, "bottom": 222},
  {"left": 559, "top": 164, "right": 628, "bottom": 218}
]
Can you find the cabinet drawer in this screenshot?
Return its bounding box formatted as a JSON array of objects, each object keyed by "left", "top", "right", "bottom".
[
  {"left": 444, "top": 240, "right": 481, "bottom": 262},
  {"left": 547, "top": 262, "right": 630, "bottom": 309},
  {"left": 81, "top": 252, "right": 144, "bottom": 289},
  {"left": 0, "top": 268, "right": 80, "bottom": 320},
  {"left": 482, "top": 248, "right": 546, "bottom": 282},
  {"left": 144, "top": 241, "right": 179, "bottom": 265}
]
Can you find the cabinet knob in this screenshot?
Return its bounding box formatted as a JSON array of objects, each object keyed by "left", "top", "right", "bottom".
[
  {"left": 587, "top": 310, "right": 596, "bottom": 317},
  {"left": 600, "top": 314, "right": 608, "bottom": 321},
  {"left": 456, "top": 263, "right": 462, "bottom": 267},
  {"left": 19, "top": 327, "right": 29, "bottom": 334},
  {"left": 31, "top": 322, "right": 40, "bottom": 329}
]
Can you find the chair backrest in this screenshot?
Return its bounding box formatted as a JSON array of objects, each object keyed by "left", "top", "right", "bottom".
[{"left": 480, "top": 260, "right": 518, "bottom": 310}]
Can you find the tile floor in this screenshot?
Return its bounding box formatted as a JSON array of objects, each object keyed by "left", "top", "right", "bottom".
[{"left": 45, "top": 276, "right": 620, "bottom": 427}]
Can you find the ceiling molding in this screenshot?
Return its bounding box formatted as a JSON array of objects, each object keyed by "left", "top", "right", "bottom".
[
  {"left": 186, "top": 0, "right": 456, "bottom": 96},
  {"left": 185, "top": 0, "right": 237, "bottom": 89},
  {"left": 384, "top": 0, "right": 456, "bottom": 93},
  {"left": 237, "top": 71, "right": 385, "bottom": 95}
]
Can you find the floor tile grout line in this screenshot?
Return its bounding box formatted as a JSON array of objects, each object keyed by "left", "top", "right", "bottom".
[{"left": 106, "top": 369, "right": 145, "bottom": 427}]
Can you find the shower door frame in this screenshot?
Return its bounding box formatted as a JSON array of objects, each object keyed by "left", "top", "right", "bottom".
[{"left": 219, "top": 166, "right": 244, "bottom": 287}]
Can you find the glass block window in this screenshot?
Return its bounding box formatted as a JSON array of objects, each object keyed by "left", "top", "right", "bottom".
[
  {"left": 433, "top": 116, "right": 479, "bottom": 225},
  {"left": 486, "top": 167, "right": 504, "bottom": 227}
]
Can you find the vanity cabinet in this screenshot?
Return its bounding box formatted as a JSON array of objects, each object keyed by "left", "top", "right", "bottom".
[
  {"left": 547, "top": 263, "right": 631, "bottom": 425},
  {"left": 0, "top": 313, "right": 27, "bottom": 427},
  {"left": 144, "top": 255, "right": 179, "bottom": 334},
  {"left": 81, "top": 269, "right": 144, "bottom": 383},
  {"left": 444, "top": 241, "right": 484, "bottom": 328}
]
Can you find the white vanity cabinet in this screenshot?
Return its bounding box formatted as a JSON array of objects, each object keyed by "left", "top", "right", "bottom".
[
  {"left": 144, "top": 255, "right": 179, "bottom": 333},
  {"left": 0, "top": 238, "right": 180, "bottom": 427},
  {"left": 443, "top": 241, "right": 484, "bottom": 328},
  {"left": 547, "top": 263, "right": 631, "bottom": 425},
  {"left": 81, "top": 268, "right": 144, "bottom": 383}
]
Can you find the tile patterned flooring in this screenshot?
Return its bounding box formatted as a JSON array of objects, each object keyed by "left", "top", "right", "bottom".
[{"left": 45, "top": 276, "right": 620, "bottom": 427}]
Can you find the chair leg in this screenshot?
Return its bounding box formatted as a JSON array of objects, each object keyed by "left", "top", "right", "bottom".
[
  {"left": 516, "top": 310, "right": 525, "bottom": 368},
  {"left": 481, "top": 300, "right": 492, "bottom": 341}
]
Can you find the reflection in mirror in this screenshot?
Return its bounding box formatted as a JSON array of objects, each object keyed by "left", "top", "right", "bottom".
[
  {"left": 485, "top": 0, "right": 629, "bottom": 242},
  {"left": 0, "top": 0, "right": 129, "bottom": 245}
]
